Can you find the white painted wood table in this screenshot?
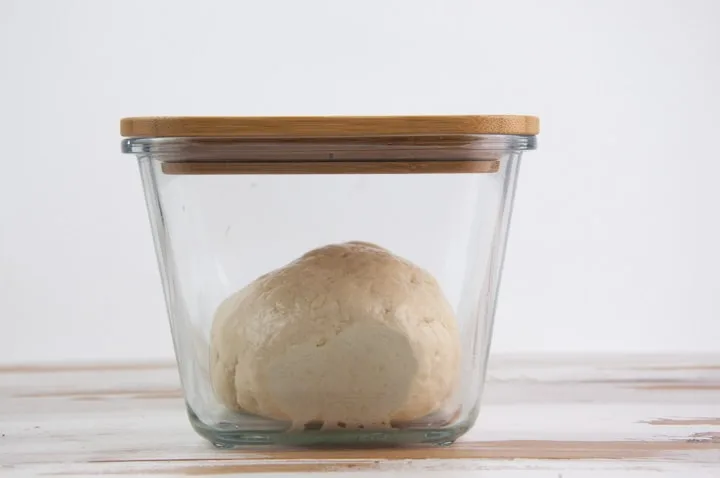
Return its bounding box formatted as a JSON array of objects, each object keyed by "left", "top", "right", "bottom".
[{"left": 1, "top": 355, "right": 719, "bottom": 477}]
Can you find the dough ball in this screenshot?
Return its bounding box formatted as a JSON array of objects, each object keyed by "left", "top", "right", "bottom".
[{"left": 210, "top": 241, "right": 460, "bottom": 430}]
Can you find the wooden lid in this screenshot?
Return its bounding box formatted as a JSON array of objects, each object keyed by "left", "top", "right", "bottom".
[{"left": 120, "top": 115, "right": 539, "bottom": 138}]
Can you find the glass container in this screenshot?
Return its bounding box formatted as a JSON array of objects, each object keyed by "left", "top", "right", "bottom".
[{"left": 121, "top": 115, "right": 539, "bottom": 448}]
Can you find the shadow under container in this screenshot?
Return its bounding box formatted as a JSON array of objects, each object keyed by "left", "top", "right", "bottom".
[{"left": 121, "top": 115, "right": 539, "bottom": 448}]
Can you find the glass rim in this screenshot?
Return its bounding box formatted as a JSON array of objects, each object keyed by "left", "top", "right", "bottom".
[{"left": 122, "top": 134, "right": 537, "bottom": 155}]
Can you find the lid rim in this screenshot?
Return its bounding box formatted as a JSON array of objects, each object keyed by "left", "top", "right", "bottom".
[{"left": 120, "top": 115, "right": 539, "bottom": 138}]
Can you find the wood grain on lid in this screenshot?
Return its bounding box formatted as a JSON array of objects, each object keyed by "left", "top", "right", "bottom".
[{"left": 120, "top": 115, "right": 539, "bottom": 138}]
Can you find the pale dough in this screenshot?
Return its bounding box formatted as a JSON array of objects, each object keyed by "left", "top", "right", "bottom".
[{"left": 209, "top": 241, "right": 460, "bottom": 430}]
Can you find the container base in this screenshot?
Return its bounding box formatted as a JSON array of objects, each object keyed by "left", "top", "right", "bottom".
[{"left": 188, "top": 407, "right": 470, "bottom": 448}]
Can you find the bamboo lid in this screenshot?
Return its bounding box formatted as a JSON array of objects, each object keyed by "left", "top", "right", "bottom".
[{"left": 120, "top": 115, "right": 539, "bottom": 138}]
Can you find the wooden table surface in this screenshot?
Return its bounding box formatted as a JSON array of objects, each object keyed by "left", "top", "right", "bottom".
[{"left": 1, "top": 355, "right": 719, "bottom": 477}]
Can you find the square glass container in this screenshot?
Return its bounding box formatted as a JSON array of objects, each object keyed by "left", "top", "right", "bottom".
[{"left": 121, "top": 115, "right": 539, "bottom": 448}]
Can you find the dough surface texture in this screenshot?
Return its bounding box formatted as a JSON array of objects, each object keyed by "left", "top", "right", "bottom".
[{"left": 210, "top": 241, "right": 460, "bottom": 429}]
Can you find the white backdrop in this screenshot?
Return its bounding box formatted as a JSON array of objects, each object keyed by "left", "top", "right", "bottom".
[{"left": 1, "top": 0, "right": 719, "bottom": 363}]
